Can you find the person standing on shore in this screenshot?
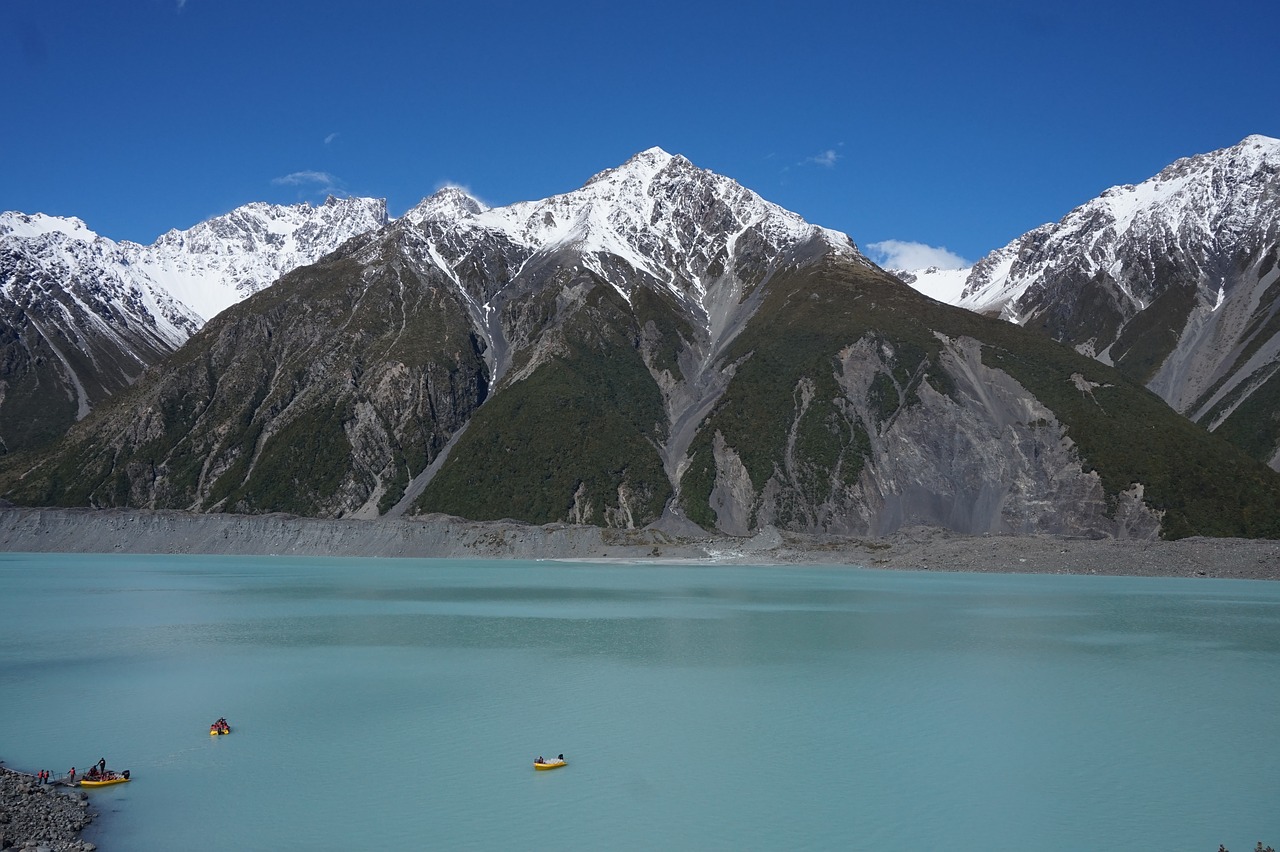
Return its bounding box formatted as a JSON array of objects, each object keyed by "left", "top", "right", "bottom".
[{"left": 68, "top": 767, "right": 75, "bottom": 783}]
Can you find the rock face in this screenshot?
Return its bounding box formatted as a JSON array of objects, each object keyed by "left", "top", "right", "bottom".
[
  {"left": 955, "top": 135, "right": 1280, "bottom": 469},
  {"left": 6, "top": 151, "right": 1280, "bottom": 540},
  {"left": 829, "top": 336, "right": 1160, "bottom": 539},
  {"left": 0, "top": 768, "right": 95, "bottom": 852},
  {"left": 0, "top": 197, "right": 388, "bottom": 453}
]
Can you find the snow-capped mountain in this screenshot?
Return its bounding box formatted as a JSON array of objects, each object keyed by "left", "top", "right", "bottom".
[
  {"left": 396, "top": 147, "right": 866, "bottom": 392},
  {"left": 13, "top": 148, "right": 1278, "bottom": 542},
  {"left": 0, "top": 197, "right": 388, "bottom": 452},
  {"left": 958, "top": 135, "right": 1279, "bottom": 319},
  {"left": 948, "top": 135, "right": 1280, "bottom": 468},
  {"left": 1, "top": 211, "right": 203, "bottom": 348},
  {"left": 137, "top": 196, "right": 389, "bottom": 321},
  {"left": 404, "top": 147, "right": 862, "bottom": 311},
  {"left": 886, "top": 265, "right": 970, "bottom": 303}
]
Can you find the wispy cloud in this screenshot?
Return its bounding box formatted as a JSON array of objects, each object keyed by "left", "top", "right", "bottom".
[
  {"left": 272, "top": 170, "right": 343, "bottom": 195},
  {"left": 176, "top": 0, "right": 187, "bottom": 9},
  {"left": 324, "top": 132, "right": 339, "bottom": 146},
  {"left": 807, "top": 149, "right": 841, "bottom": 168},
  {"left": 795, "top": 142, "right": 845, "bottom": 169},
  {"left": 866, "top": 240, "right": 971, "bottom": 271}
]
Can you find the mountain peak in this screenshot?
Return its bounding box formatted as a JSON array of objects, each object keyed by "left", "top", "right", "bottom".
[
  {"left": 1228, "top": 133, "right": 1280, "bottom": 170},
  {"left": 581, "top": 147, "right": 684, "bottom": 192},
  {"left": 1240, "top": 133, "right": 1279, "bottom": 149},
  {"left": 0, "top": 211, "right": 96, "bottom": 242},
  {"left": 405, "top": 186, "right": 488, "bottom": 224},
  {"left": 625, "top": 146, "right": 680, "bottom": 168},
  {"left": 958, "top": 133, "right": 1280, "bottom": 312}
]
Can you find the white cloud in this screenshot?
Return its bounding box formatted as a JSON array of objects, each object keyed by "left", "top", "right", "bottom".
[
  {"left": 272, "top": 171, "right": 343, "bottom": 194},
  {"left": 866, "top": 239, "right": 971, "bottom": 271},
  {"left": 324, "top": 132, "right": 338, "bottom": 146},
  {"left": 807, "top": 149, "right": 841, "bottom": 168}
]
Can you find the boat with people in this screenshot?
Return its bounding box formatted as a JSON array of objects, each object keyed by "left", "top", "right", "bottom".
[
  {"left": 210, "top": 717, "right": 231, "bottom": 735},
  {"left": 80, "top": 770, "right": 130, "bottom": 787},
  {"left": 533, "top": 754, "right": 567, "bottom": 770}
]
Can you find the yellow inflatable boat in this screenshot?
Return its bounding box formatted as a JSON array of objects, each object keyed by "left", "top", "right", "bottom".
[{"left": 80, "top": 773, "right": 130, "bottom": 787}]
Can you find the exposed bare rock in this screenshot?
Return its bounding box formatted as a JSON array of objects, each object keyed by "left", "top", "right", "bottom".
[
  {"left": 0, "top": 766, "right": 95, "bottom": 852},
  {"left": 2, "top": 508, "right": 1277, "bottom": 581},
  {"left": 955, "top": 135, "right": 1280, "bottom": 469}
]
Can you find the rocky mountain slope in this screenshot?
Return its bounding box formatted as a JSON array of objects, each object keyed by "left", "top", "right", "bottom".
[
  {"left": 951, "top": 135, "right": 1280, "bottom": 468},
  {"left": 6, "top": 150, "right": 1280, "bottom": 540},
  {"left": 0, "top": 197, "right": 387, "bottom": 453}
]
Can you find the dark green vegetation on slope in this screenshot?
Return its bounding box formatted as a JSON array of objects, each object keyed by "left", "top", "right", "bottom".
[
  {"left": 975, "top": 327, "right": 1280, "bottom": 539},
  {"left": 1011, "top": 240, "right": 1280, "bottom": 470},
  {"left": 0, "top": 324, "right": 81, "bottom": 452},
  {"left": 0, "top": 263, "right": 178, "bottom": 455},
  {"left": 0, "top": 234, "right": 488, "bottom": 516},
  {"left": 681, "top": 257, "right": 1280, "bottom": 538},
  {"left": 4, "top": 236, "right": 1280, "bottom": 539},
  {"left": 414, "top": 272, "right": 671, "bottom": 526},
  {"left": 1211, "top": 368, "right": 1280, "bottom": 466},
  {"left": 954, "top": 284, "right": 1280, "bottom": 539},
  {"left": 679, "top": 263, "right": 889, "bottom": 529}
]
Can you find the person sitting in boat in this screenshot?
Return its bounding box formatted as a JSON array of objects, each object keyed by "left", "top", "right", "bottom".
[
  {"left": 536, "top": 755, "right": 544, "bottom": 764},
  {"left": 97, "top": 758, "right": 106, "bottom": 774},
  {"left": 557, "top": 754, "right": 564, "bottom": 761}
]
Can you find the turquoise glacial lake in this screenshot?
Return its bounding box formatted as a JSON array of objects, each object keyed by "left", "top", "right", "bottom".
[{"left": 1, "top": 553, "right": 1277, "bottom": 851}]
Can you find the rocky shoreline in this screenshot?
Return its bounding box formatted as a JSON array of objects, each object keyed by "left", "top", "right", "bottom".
[
  {"left": 0, "top": 766, "right": 95, "bottom": 852},
  {"left": 1, "top": 506, "right": 1277, "bottom": 580}
]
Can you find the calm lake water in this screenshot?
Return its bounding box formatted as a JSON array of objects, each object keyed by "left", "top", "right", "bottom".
[{"left": 1, "top": 553, "right": 1277, "bottom": 851}]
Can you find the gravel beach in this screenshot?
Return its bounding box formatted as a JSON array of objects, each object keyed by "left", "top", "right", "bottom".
[{"left": 1, "top": 507, "right": 1276, "bottom": 580}]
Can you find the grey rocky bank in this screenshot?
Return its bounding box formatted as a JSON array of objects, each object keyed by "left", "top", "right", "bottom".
[
  {"left": 1, "top": 507, "right": 1277, "bottom": 581},
  {"left": 0, "top": 766, "right": 95, "bottom": 852}
]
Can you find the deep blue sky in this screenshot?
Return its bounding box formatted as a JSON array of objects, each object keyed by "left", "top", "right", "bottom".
[{"left": 3, "top": 0, "right": 1277, "bottom": 267}]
